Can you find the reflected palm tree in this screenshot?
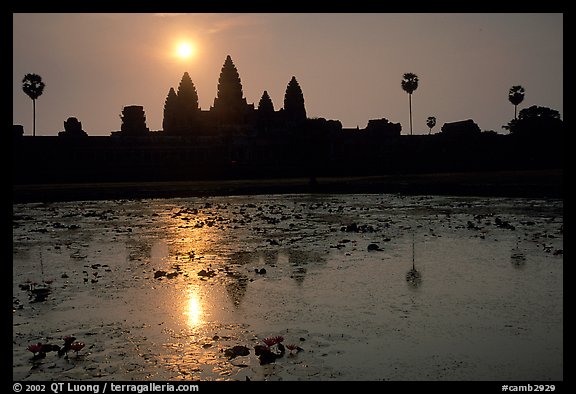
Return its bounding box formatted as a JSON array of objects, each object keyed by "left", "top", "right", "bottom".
[{"left": 406, "top": 232, "right": 422, "bottom": 287}]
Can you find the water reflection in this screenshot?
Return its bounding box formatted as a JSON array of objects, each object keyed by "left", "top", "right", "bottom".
[
  {"left": 126, "top": 238, "right": 153, "bottom": 262},
  {"left": 510, "top": 238, "right": 526, "bottom": 269},
  {"left": 288, "top": 250, "right": 311, "bottom": 285},
  {"left": 225, "top": 275, "right": 248, "bottom": 307},
  {"left": 406, "top": 233, "right": 422, "bottom": 288},
  {"left": 185, "top": 288, "right": 203, "bottom": 327},
  {"left": 162, "top": 204, "right": 225, "bottom": 260}
]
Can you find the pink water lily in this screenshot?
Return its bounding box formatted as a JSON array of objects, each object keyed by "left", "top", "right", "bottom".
[
  {"left": 27, "top": 343, "right": 43, "bottom": 355},
  {"left": 70, "top": 342, "right": 85, "bottom": 353},
  {"left": 262, "top": 337, "right": 277, "bottom": 347},
  {"left": 286, "top": 344, "right": 298, "bottom": 351}
]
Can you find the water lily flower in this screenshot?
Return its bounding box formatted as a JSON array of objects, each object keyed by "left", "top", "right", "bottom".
[
  {"left": 70, "top": 342, "right": 85, "bottom": 355},
  {"left": 286, "top": 343, "right": 302, "bottom": 354},
  {"left": 27, "top": 343, "right": 43, "bottom": 355},
  {"left": 262, "top": 337, "right": 277, "bottom": 347},
  {"left": 273, "top": 335, "right": 284, "bottom": 343}
]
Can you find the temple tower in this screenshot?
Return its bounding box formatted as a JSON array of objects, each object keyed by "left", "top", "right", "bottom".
[
  {"left": 211, "top": 55, "right": 252, "bottom": 124},
  {"left": 283, "top": 76, "right": 306, "bottom": 122}
]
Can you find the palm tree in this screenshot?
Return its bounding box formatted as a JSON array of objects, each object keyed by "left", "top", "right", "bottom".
[
  {"left": 401, "top": 73, "right": 419, "bottom": 135},
  {"left": 508, "top": 85, "right": 525, "bottom": 120},
  {"left": 22, "top": 73, "right": 46, "bottom": 137},
  {"left": 426, "top": 116, "right": 436, "bottom": 135}
]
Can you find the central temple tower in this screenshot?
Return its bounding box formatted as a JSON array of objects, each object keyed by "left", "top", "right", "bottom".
[{"left": 211, "top": 55, "right": 253, "bottom": 125}]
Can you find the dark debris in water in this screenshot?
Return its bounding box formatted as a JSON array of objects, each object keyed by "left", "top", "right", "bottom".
[
  {"left": 367, "top": 243, "right": 382, "bottom": 252},
  {"left": 198, "top": 269, "right": 217, "bottom": 278},
  {"left": 340, "top": 223, "right": 378, "bottom": 233},
  {"left": 224, "top": 345, "right": 250, "bottom": 359}
]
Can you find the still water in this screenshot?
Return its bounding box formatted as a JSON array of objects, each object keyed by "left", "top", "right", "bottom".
[{"left": 13, "top": 194, "right": 563, "bottom": 380}]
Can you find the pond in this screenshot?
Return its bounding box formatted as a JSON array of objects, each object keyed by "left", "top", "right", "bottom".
[{"left": 13, "top": 194, "right": 563, "bottom": 381}]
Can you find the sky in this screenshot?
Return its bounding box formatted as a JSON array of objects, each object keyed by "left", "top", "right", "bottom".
[{"left": 13, "top": 13, "right": 563, "bottom": 136}]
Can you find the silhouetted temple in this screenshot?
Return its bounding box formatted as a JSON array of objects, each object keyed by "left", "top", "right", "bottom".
[
  {"left": 122, "top": 55, "right": 323, "bottom": 139},
  {"left": 13, "top": 55, "right": 563, "bottom": 184}
]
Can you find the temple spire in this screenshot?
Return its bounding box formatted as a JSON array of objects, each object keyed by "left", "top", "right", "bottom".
[
  {"left": 177, "top": 72, "right": 199, "bottom": 113},
  {"left": 258, "top": 90, "right": 274, "bottom": 114},
  {"left": 162, "top": 87, "right": 178, "bottom": 132},
  {"left": 212, "top": 55, "right": 250, "bottom": 123},
  {"left": 284, "top": 76, "right": 306, "bottom": 121}
]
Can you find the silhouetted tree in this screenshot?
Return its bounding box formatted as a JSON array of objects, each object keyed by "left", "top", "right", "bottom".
[
  {"left": 426, "top": 116, "right": 436, "bottom": 135},
  {"left": 284, "top": 76, "right": 306, "bottom": 121},
  {"left": 508, "top": 85, "right": 525, "bottom": 120},
  {"left": 258, "top": 90, "right": 274, "bottom": 114},
  {"left": 401, "top": 73, "right": 419, "bottom": 135},
  {"left": 22, "top": 73, "right": 45, "bottom": 137},
  {"left": 503, "top": 105, "right": 562, "bottom": 138},
  {"left": 163, "top": 87, "right": 179, "bottom": 132}
]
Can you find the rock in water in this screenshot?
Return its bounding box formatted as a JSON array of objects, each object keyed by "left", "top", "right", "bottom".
[
  {"left": 224, "top": 345, "right": 250, "bottom": 359},
  {"left": 367, "top": 243, "right": 381, "bottom": 251},
  {"left": 154, "top": 270, "right": 167, "bottom": 279}
]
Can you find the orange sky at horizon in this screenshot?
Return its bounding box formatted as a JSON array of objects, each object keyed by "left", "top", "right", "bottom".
[{"left": 13, "top": 13, "right": 563, "bottom": 136}]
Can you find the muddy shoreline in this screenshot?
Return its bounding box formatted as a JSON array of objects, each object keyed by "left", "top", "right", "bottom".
[{"left": 13, "top": 169, "right": 563, "bottom": 203}]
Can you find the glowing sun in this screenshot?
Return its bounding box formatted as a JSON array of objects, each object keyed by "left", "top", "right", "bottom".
[{"left": 176, "top": 42, "right": 194, "bottom": 59}]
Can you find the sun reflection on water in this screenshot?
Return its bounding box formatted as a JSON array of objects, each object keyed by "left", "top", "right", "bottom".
[{"left": 185, "top": 288, "right": 203, "bottom": 327}]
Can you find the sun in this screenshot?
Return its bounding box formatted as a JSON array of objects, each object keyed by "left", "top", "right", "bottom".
[{"left": 176, "top": 42, "right": 194, "bottom": 59}]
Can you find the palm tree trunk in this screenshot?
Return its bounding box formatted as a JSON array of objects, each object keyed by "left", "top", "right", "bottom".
[
  {"left": 409, "top": 94, "right": 413, "bottom": 136},
  {"left": 33, "top": 99, "right": 36, "bottom": 137},
  {"left": 514, "top": 105, "right": 517, "bottom": 120}
]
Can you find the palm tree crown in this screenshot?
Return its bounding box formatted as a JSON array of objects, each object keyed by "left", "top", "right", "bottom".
[
  {"left": 426, "top": 116, "right": 436, "bottom": 134},
  {"left": 22, "top": 73, "right": 45, "bottom": 100},
  {"left": 508, "top": 85, "right": 525, "bottom": 106},
  {"left": 508, "top": 85, "right": 525, "bottom": 120},
  {"left": 401, "top": 73, "right": 419, "bottom": 95}
]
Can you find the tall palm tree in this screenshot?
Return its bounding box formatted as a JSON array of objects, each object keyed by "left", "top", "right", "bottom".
[
  {"left": 401, "top": 73, "right": 419, "bottom": 135},
  {"left": 426, "top": 116, "right": 436, "bottom": 135},
  {"left": 22, "top": 73, "right": 45, "bottom": 137},
  {"left": 508, "top": 85, "right": 525, "bottom": 120}
]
